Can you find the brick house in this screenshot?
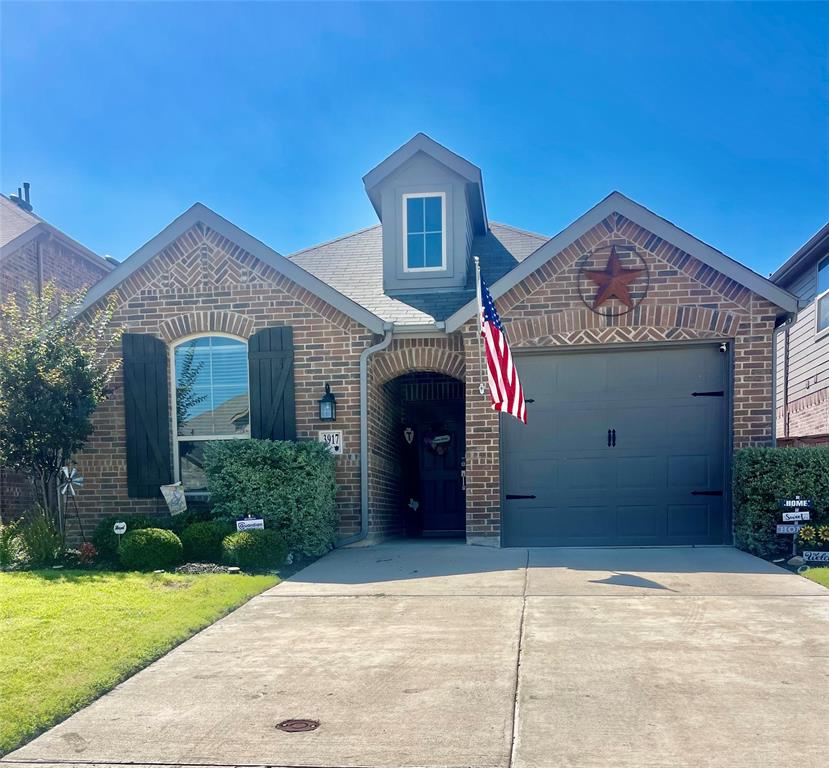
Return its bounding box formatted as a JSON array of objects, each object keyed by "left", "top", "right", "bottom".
[
  {"left": 70, "top": 134, "right": 796, "bottom": 547},
  {"left": 772, "top": 221, "right": 829, "bottom": 444},
  {"left": 0, "top": 189, "right": 114, "bottom": 521}
]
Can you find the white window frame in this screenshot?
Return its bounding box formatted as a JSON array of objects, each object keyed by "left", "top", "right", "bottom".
[
  {"left": 170, "top": 332, "right": 250, "bottom": 491},
  {"left": 402, "top": 191, "right": 447, "bottom": 272},
  {"left": 815, "top": 255, "right": 829, "bottom": 340}
]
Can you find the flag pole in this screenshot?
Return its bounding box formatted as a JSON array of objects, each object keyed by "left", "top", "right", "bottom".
[{"left": 474, "top": 256, "right": 486, "bottom": 396}]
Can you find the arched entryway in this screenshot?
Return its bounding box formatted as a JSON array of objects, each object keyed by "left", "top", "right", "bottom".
[{"left": 369, "top": 372, "right": 466, "bottom": 539}]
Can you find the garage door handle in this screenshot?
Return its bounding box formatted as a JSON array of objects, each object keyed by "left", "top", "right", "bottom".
[
  {"left": 506, "top": 494, "right": 536, "bottom": 500},
  {"left": 691, "top": 490, "right": 723, "bottom": 496},
  {"left": 607, "top": 429, "right": 616, "bottom": 447}
]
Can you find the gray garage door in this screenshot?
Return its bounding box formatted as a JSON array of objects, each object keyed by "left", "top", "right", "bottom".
[{"left": 502, "top": 344, "right": 727, "bottom": 547}]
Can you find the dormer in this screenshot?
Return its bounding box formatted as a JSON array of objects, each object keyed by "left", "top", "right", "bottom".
[{"left": 363, "top": 134, "right": 488, "bottom": 295}]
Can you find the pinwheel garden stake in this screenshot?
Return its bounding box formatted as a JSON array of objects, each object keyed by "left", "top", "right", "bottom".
[{"left": 60, "top": 465, "right": 87, "bottom": 541}]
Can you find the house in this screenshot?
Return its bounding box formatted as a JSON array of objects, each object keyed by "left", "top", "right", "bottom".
[
  {"left": 69, "top": 134, "right": 797, "bottom": 547},
  {"left": 0, "top": 187, "right": 114, "bottom": 304},
  {"left": 0, "top": 187, "right": 115, "bottom": 522},
  {"left": 772, "top": 222, "right": 829, "bottom": 444}
]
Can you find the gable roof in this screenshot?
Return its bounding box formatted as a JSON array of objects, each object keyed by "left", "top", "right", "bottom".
[
  {"left": 288, "top": 221, "right": 548, "bottom": 326},
  {"left": 444, "top": 191, "right": 797, "bottom": 332},
  {"left": 771, "top": 220, "right": 829, "bottom": 288},
  {"left": 0, "top": 194, "right": 113, "bottom": 272},
  {"left": 78, "top": 203, "right": 387, "bottom": 333},
  {"left": 362, "top": 133, "right": 488, "bottom": 234}
]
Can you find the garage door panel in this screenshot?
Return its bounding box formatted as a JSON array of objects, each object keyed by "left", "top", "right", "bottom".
[
  {"left": 666, "top": 504, "right": 712, "bottom": 538},
  {"left": 616, "top": 456, "right": 659, "bottom": 490},
  {"left": 559, "top": 456, "right": 613, "bottom": 491},
  {"left": 557, "top": 355, "right": 607, "bottom": 397},
  {"left": 505, "top": 458, "right": 559, "bottom": 507},
  {"left": 667, "top": 454, "right": 710, "bottom": 488},
  {"left": 616, "top": 505, "right": 662, "bottom": 539},
  {"left": 502, "top": 345, "right": 727, "bottom": 547},
  {"left": 503, "top": 505, "right": 615, "bottom": 547}
]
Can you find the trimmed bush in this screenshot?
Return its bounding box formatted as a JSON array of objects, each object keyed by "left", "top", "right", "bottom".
[
  {"left": 733, "top": 447, "right": 829, "bottom": 557},
  {"left": 204, "top": 439, "right": 337, "bottom": 556},
  {"left": 168, "top": 507, "right": 213, "bottom": 535},
  {"left": 180, "top": 520, "right": 235, "bottom": 562},
  {"left": 221, "top": 529, "right": 288, "bottom": 571},
  {"left": 92, "top": 514, "right": 172, "bottom": 561},
  {"left": 118, "top": 528, "right": 183, "bottom": 571}
]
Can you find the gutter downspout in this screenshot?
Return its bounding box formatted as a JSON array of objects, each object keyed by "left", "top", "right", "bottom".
[
  {"left": 336, "top": 325, "right": 394, "bottom": 547},
  {"left": 771, "top": 314, "right": 794, "bottom": 445}
]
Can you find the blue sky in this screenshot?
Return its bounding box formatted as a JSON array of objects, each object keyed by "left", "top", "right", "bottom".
[{"left": 1, "top": 2, "right": 826, "bottom": 277}]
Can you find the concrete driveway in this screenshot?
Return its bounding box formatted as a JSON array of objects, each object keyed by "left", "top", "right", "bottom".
[{"left": 5, "top": 543, "right": 828, "bottom": 768}]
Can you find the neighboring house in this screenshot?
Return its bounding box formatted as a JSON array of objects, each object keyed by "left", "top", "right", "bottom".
[
  {"left": 70, "top": 134, "right": 796, "bottom": 547},
  {"left": 772, "top": 222, "right": 829, "bottom": 444},
  {"left": 0, "top": 188, "right": 115, "bottom": 521}
]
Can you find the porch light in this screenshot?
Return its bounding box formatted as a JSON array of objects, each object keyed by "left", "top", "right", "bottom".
[{"left": 318, "top": 383, "right": 337, "bottom": 422}]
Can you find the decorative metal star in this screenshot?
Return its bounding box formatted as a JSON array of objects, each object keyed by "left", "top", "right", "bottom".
[{"left": 584, "top": 245, "right": 645, "bottom": 309}]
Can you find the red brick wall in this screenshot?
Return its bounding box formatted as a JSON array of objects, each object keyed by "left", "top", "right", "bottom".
[
  {"left": 777, "top": 385, "right": 829, "bottom": 439},
  {"left": 0, "top": 233, "right": 111, "bottom": 523},
  {"left": 51, "top": 212, "right": 782, "bottom": 548},
  {"left": 0, "top": 234, "right": 109, "bottom": 305},
  {"left": 457, "top": 213, "right": 780, "bottom": 544},
  {"left": 66, "top": 224, "right": 373, "bottom": 540}
]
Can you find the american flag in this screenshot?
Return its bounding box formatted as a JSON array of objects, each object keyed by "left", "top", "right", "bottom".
[{"left": 477, "top": 269, "right": 527, "bottom": 424}]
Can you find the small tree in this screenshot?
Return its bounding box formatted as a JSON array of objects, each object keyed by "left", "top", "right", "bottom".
[{"left": 0, "top": 283, "right": 121, "bottom": 520}]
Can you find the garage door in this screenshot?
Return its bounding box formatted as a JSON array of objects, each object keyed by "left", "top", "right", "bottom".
[{"left": 502, "top": 344, "right": 727, "bottom": 547}]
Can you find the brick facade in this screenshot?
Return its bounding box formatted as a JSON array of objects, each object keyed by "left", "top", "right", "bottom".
[
  {"left": 60, "top": 212, "right": 781, "bottom": 547},
  {"left": 455, "top": 213, "right": 778, "bottom": 544},
  {"left": 66, "top": 224, "right": 374, "bottom": 540},
  {"left": 0, "top": 232, "right": 112, "bottom": 522}
]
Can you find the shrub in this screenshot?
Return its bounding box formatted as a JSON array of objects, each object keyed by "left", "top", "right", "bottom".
[
  {"left": 118, "top": 528, "right": 183, "bottom": 571},
  {"left": 204, "top": 439, "right": 337, "bottom": 556},
  {"left": 0, "top": 521, "right": 22, "bottom": 567},
  {"left": 733, "top": 447, "right": 829, "bottom": 557},
  {"left": 17, "top": 507, "right": 63, "bottom": 566},
  {"left": 168, "top": 506, "right": 214, "bottom": 535},
  {"left": 221, "top": 529, "right": 288, "bottom": 571},
  {"left": 180, "top": 520, "right": 235, "bottom": 563},
  {"left": 92, "top": 514, "right": 172, "bottom": 561}
]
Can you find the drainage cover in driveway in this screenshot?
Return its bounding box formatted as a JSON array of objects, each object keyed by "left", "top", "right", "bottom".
[{"left": 276, "top": 718, "right": 320, "bottom": 733}]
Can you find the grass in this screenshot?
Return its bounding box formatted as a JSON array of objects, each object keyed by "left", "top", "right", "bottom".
[
  {"left": 0, "top": 569, "right": 277, "bottom": 756},
  {"left": 803, "top": 567, "right": 829, "bottom": 588}
]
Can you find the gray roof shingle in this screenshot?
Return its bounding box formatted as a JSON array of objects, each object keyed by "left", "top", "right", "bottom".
[
  {"left": 287, "top": 221, "right": 547, "bottom": 325},
  {"left": 0, "top": 195, "right": 40, "bottom": 249}
]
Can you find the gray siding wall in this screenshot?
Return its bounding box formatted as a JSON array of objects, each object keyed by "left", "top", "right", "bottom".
[
  {"left": 776, "top": 299, "right": 829, "bottom": 403},
  {"left": 776, "top": 257, "right": 829, "bottom": 409},
  {"left": 788, "top": 267, "right": 818, "bottom": 302},
  {"left": 378, "top": 152, "right": 471, "bottom": 293}
]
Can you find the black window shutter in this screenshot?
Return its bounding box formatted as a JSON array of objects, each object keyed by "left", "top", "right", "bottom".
[
  {"left": 122, "top": 333, "right": 173, "bottom": 498},
  {"left": 248, "top": 326, "right": 296, "bottom": 441}
]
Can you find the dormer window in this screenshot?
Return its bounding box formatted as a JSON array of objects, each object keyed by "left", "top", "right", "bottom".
[{"left": 403, "top": 192, "right": 446, "bottom": 271}]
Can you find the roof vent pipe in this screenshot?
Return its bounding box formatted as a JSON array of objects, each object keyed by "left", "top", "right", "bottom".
[{"left": 10, "top": 182, "right": 33, "bottom": 212}]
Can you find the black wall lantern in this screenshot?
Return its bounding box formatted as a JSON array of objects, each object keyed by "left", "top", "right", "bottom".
[{"left": 318, "top": 383, "right": 337, "bottom": 422}]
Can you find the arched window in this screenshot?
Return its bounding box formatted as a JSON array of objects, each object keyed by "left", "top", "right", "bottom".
[{"left": 172, "top": 334, "right": 249, "bottom": 493}]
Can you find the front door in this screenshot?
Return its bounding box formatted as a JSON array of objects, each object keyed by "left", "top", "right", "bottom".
[{"left": 412, "top": 401, "right": 466, "bottom": 535}]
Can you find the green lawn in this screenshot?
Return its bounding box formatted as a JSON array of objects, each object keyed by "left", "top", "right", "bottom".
[
  {"left": 803, "top": 567, "right": 829, "bottom": 588},
  {"left": 0, "top": 569, "right": 277, "bottom": 756}
]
